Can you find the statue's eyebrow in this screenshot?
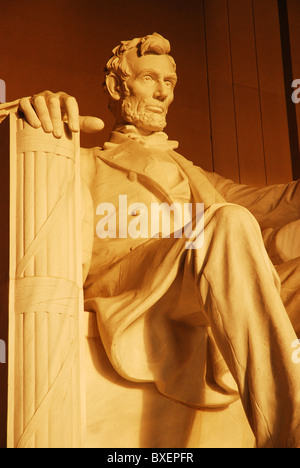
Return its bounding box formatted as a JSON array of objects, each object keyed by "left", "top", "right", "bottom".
[
  {"left": 136, "top": 68, "right": 160, "bottom": 78},
  {"left": 136, "top": 69, "right": 177, "bottom": 83}
]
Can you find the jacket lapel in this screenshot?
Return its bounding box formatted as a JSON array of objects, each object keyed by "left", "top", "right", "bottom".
[
  {"left": 169, "top": 150, "right": 226, "bottom": 206},
  {"left": 96, "top": 139, "right": 226, "bottom": 208},
  {"left": 96, "top": 140, "right": 176, "bottom": 204},
  {"left": 96, "top": 139, "right": 153, "bottom": 173}
]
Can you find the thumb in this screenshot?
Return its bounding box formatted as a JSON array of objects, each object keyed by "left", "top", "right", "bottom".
[{"left": 79, "top": 116, "right": 105, "bottom": 133}]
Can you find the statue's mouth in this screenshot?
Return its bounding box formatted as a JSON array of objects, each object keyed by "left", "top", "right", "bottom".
[{"left": 146, "top": 106, "right": 165, "bottom": 114}]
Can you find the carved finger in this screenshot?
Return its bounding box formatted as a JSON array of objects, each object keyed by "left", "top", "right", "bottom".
[
  {"left": 31, "top": 95, "right": 53, "bottom": 133},
  {"left": 19, "top": 97, "right": 41, "bottom": 128},
  {"left": 48, "top": 96, "right": 63, "bottom": 138},
  {"left": 61, "top": 95, "right": 80, "bottom": 132},
  {"left": 79, "top": 116, "right": 105, "bottom": 133}
]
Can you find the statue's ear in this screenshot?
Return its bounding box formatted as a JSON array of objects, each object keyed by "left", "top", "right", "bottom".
[{"left": 105, "top": 73, "right": 123, "bottom": 101}]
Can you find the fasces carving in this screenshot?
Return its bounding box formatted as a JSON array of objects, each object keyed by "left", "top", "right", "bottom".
[{"left": 7, "top": 115, "right": 84, "bottom": 448}]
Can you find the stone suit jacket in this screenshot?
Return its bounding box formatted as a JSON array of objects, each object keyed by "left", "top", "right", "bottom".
[{"left": 83, "top": 136, "right": 300, "bottom": 409}]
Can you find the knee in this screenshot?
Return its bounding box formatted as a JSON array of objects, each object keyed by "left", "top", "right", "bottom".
[{"left": 213, "top": 204, "right": 260, "bottom": 235}]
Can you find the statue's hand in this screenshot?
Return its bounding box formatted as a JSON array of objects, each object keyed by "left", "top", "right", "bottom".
[{"left": 19, "top": 90, "right": 104, "bottom": 138}]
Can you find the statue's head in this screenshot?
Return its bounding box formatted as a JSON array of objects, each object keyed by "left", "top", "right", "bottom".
[{"left": 103, "top": 33, "right": 177, "bottom": 134}]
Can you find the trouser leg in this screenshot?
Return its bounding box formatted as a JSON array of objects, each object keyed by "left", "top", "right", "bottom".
[{"left": 195, "top": 203, "right": 300, "bottom": 448}]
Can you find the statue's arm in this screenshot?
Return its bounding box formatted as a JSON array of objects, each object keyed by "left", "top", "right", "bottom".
[
  {"left": 204, "top": 170, "right": 300, "bottom": 230},
  {"left": 262, "top": 219, "right": 300, "bottom": 264},
  {"left": 205, "top": 170, "right": 300, "bottom": 263}
]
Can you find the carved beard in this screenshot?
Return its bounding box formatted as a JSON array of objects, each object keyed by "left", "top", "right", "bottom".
[{"left": 121, "top": 97, "right": 167, "bottom": 133}]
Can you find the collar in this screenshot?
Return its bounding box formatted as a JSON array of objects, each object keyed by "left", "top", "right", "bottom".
[{"left": 104, "top": 125, "right": 179, "bottom": 151}]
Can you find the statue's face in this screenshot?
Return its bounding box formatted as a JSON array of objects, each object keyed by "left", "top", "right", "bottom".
[{"left": 120, "top": 50, "right": 177, "bottom": 133}]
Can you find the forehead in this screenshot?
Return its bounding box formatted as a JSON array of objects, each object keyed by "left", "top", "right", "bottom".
[{"left": 125, "top": 49, "right": 176, "bottom": 77}]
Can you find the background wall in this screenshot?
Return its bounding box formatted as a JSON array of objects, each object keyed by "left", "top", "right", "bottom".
[
  {"left": 0, "top": 0, "right": 300, "bottom": 448},
  {"left": 0, "top": 0, "right": 299, "bottom": 186}
]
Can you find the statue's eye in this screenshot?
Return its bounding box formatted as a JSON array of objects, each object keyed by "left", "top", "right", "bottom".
[{"left": 143, "top": 75, "right": 153, "bottom": 82}]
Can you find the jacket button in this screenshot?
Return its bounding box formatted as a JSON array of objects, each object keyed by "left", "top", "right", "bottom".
[{"left": 128, "top": 171, "right": 137, "bottom": 182}]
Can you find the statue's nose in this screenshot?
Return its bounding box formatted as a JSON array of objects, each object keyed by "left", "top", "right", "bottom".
[{"left": 153, "top": 81, "right": 169, "bottom": 100}]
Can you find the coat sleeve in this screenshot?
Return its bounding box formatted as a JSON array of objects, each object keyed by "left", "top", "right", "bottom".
[
  {"left": 204, "top": 171, "right": 300, "bottom": 230},
  {"left": 203, "top": 171, "right": 300, "bottom": 264}
]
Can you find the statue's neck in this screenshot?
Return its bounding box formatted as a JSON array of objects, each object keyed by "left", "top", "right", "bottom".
[{"left": 108, "top": 124, "right": 179, "bottom": 151}]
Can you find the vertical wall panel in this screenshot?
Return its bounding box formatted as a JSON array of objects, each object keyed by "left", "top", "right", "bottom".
[
  {"left": 228, "top": 0, "right": 267, "bottom": 187},
  {"left": 173, "top": 0, "right": 213, "bottom": 171},
  {"left": 193, "top": 0, "right": 214, "bottom": 172},
  {"left": 204, "top": 0, "right": 294, "bottom": 186},
  {"left": 204, "top": 0, "right": 240, "bottom": 182},
  {"left": 287, "top": 0, "right": 300, "bottom": 178},
  {"left": 253, "top": 0, "right": 293, "bottom": 184}
]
